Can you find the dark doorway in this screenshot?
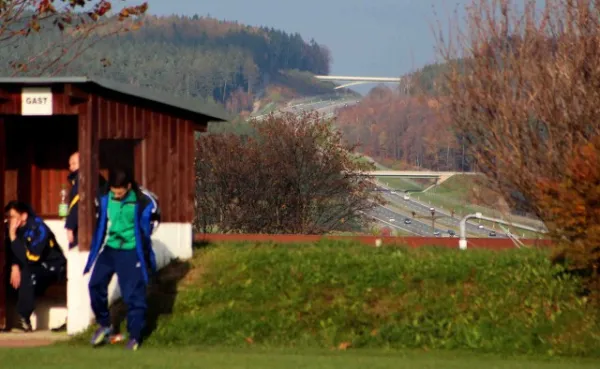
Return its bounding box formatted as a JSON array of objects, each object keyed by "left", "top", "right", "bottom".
[
  {"left": 99, "top": 139, "right": 141, "bottom": 180},
  {"left": 4, "top": 115, "right": 78, "bottom": 217}
]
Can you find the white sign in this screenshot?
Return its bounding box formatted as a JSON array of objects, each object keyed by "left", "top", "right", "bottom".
[{"left": 22, "top": 87, "right": 53, "bottom": 116}]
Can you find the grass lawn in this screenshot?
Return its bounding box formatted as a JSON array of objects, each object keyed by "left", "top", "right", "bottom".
[
  {"left": 23, "top": 243, "right": 598, "bottom": 366},
  {"left": 375, "top": 176, "right": 430, "bottom": 191},
  {"left": 1, "top": 346, "right": 598, "bottom": 369}
]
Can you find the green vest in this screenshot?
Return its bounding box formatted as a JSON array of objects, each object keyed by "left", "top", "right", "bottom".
[{"left": 105, "top": 190, "right": 137, "bottom": 250}]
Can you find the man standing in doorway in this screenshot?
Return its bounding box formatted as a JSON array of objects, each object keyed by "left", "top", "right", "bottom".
[
  {"left": 65, "top": 152, "right": 107, "bottom": 249},
  {"left": 85, "top": 167, "right": 160, "bottom": 351}
]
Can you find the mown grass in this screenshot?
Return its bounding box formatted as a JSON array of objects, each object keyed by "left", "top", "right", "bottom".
[
  {"left": 2, "top": 346, "right": 599, "bottom": 369},
  {"left": 71, "top": 241, "right": 600, "bottom": 357},
  {"left": 376, "top": 177, "right": 424, "bottom": 191}
]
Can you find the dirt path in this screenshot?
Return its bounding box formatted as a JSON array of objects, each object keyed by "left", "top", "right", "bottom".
[{"left": 0, "top": 330, "right": 69, "bottom": 348}]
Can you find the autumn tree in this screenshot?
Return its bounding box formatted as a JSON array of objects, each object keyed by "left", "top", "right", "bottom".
[
  {"left": 195, "top": 111, "right": 384, "bottom": 234},
  {"left": 0, "top": 0, "right": 148, "bottom": 75},
  {"left": 439, "top": 0, "right": 600, "bottom": 293},
  {"left": 335, "top": 89, "right": 461, "bottom": 170}
]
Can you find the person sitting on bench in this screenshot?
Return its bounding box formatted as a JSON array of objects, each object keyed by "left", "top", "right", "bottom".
[{"left": 4, "top": 200, "right": 67, "bottom": 332}]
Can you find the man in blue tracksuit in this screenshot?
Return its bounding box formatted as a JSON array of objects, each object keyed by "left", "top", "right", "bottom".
[
  {"left": 4, "top": 201, "right": 66, "bottom": 331},
  {"left": 84, "top": 168, "right": 160, "bottom": 351}
]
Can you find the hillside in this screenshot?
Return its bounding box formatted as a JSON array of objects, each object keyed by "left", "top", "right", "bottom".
[
  {"left": 336, "top": 86, "right": 466, "bottom": 171},
  {"left": 0, "top": 14, "right": 342, "bottom": 115}
]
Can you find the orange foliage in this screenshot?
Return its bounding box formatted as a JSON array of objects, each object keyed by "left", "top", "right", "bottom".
[
  {"left": 226, "top": 88, "right": 254, "bottom": 114},
  {"left": 336, "top": 87, "right": 458, "bottom": 170},
  {"left": 536, "top": 138, "right": 600, "bottom": 291}
]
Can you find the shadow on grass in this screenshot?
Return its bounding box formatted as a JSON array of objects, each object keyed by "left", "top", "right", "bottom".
[
  {"left": 193, "top": 240, "right": 211, "bottom": 250},
  {"left": 109, "top": 259, "right": 191, "bottom": 342}
]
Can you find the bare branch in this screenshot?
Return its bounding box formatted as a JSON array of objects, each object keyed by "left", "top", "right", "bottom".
[{"left": 0, "top": 1, "right": 148, "bottom": 75}]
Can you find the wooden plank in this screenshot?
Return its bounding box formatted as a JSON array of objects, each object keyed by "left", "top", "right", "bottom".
[
  {"left": 185, "top": 121, "right": 196, "bottom": 222},
  {"left": 98, "top": 97, "right": 107, "bottom": 138},
  {"left": 0, "top": 117, "right": 6, "bottom": 329},
  {"left": 133, "top": 140, "right": 146, "bottom": 186},
  {"left": 17, "top": 139, "right": 33, "bottom": 205},
  {"left": 0, "top": 87, "right": 19, "bottom": 115},
  {"left": 77, "top": 95, "right": 99, "bottom": 251},
  {"left": 124, "top": 105, "right": 134, "bottom": 138},
  {"left": 178, "top": 120, "right": 187, "bottom": 223},
  {"left": 4, "top": 170, "right": 17, "bottom": 204},
  {"left": 29, "top": 146, "right": 40, "bottom": 213},
  {"left": 132, "top": 106, "right": 139, "bottom": 138},
  {"left": 146, "top": 111, "right": 158, "bottom": 200},
  {"left": 115, "top": 102, "right": 125, "bottom": 138},
  {"left": 176, "top": 119, "right": 183, "bottom": 222},
  {"left": 161, "top": 114, "right": 170, "bottom": 221},
  {"left": 168, "top": 117, "right": 177, "bottom": 223},
  {"left": 107, "top": 97, "right": 117, "bottom": 139}
]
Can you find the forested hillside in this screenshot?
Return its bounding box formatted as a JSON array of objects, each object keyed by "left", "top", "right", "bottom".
[{"left": 0, "top": 15, "right": 333, "bottom": 114}]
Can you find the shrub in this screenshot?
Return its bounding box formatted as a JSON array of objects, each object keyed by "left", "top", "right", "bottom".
[{"left": 195, "top": 112, "right": 384, "bottom": 234}]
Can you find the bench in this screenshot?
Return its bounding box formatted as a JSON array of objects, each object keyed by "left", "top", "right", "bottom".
[{"left": 5, "top": 279, "right": 67, "bottom": 331}]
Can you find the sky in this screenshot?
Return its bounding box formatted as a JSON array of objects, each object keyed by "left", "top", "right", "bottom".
[{"left": 123, "top": 0, "right": 474, "bottom": 92}]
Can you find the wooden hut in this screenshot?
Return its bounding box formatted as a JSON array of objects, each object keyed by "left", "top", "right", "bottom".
[{"left": 0, "top": 77, "right": 226, "bottom": 331}]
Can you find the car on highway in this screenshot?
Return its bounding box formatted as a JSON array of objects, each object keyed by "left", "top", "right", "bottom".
[
  {"left": 389, "top": 218, "right": 395, "bottom": 222},
  {"left": 478, "top": 224, "right": 484, "bottom": 229},
  {"left": 433, "top": 231, "right": 441, "bottom": 237},
  {"left": 404, "top": 218, "right": 412, "bottom": 224},
  {"left": 489, "top": 231, "right": 497, "bottom": 237},
  {"left": 448, "top": 230, "right": 456, "bottom": 237},
  {"left": 403, "top": 194, "right": 410, "bottom": 200}
]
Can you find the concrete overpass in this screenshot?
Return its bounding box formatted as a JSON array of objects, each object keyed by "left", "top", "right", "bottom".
[
  {"left": 360, "top": 171, "right": 481, "bottom": 185},
  {"left": 364, "top": 171, "right": 462, "bottom": 182},
  {"left": 314, "top": 75, "right": 402, "bottom": 89}
]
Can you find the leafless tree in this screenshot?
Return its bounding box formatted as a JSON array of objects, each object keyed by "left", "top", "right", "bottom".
[{"left": 438, "top": 0, "right": 600, "bottom": 288}]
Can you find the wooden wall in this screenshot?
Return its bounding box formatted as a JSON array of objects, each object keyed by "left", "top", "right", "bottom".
[
  {"left": 0, "top": 118, "right": 6, "bottom": 329},
  {"left": 93, "top": 93, "right": 198, "bottom": 223},
  {"left": 0, "top": 83, "right": 204, "bottom": 223}
]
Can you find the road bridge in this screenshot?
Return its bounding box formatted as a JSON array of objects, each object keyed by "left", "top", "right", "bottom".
[{"left": 314, "top": 75, "right": 402, "bottom": 89}]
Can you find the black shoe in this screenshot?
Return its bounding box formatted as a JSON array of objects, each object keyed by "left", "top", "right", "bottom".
[{"left": 18, "top": 317, "right": 33, "bottom": 332}]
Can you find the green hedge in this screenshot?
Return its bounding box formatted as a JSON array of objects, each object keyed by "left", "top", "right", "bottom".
[{"left": 83, "top": 241, "right": 600, "bottom": 356}]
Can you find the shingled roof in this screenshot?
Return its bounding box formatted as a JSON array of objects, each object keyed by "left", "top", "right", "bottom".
[{"left": 0, "top": 76, "right": 229, "bottom": 122}]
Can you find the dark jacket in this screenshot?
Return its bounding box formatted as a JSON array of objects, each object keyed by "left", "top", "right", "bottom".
[
  {"left": 65, "top": 170, "right": 107, "bottom": 248},
  {"left": 83, "top": 185, "right": 161, "bottom": 283},
  {"left": 9, "top": 212, "right": 66, "bottom": 269}
]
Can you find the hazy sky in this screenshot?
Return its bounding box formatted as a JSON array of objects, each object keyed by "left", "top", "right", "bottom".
[{"left": 123, "top": 0, "right": 474, "bottom": 91}]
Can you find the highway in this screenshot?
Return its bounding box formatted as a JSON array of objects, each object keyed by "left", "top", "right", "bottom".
[
  {"left": 254, "top": 97, "right": 358, "bottom": 121},
  {"left": 368, "top": 204, "right": 447, "bottom": 236},
  {"left": 269, "top": 94, "right": 535, "bottom": 239},
  {"left": 376, "top": 186, "right": 508, "bottom": 238},
  {"left": 251, "top": 95, "right": 471, "bottom": 238}
]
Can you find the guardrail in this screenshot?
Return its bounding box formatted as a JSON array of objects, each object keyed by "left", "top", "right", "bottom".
[{"left": 459, "top": 212, "right": 548, "bottom": 250}]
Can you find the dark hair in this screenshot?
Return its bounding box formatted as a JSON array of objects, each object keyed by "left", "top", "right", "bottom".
[
  {"left": 4, "top": 200, "right": 32, "bottom": 215},
  {"left": 108, "top": 167, "right": 134, "bottom": 188}
]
